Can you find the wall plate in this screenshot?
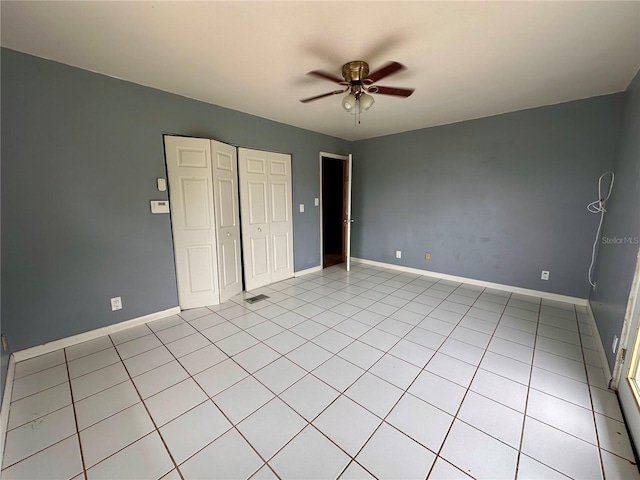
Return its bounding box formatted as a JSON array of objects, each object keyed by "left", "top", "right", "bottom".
[{"left": 150, "top": 200, "right": 170, "bottom": 214}]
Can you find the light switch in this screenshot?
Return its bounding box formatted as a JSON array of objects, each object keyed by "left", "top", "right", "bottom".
[
  {"left": 299, "top": 204, "right": 305, "bottom": 213},
  {"left": 157, "top": 178, "right": 167, "bottom": 192},
  {"left": 314, "top": 198, "right": 319, "bottom": 207}
]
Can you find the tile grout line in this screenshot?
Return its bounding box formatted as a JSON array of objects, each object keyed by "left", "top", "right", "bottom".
[
  {"left": 102, "top": 334, "right": 184, "bottom": 480},
  {"left": 198, "top": 271, "right": 435, "bottom": 377},
  {"left": 212, "top": 269, "right": 454, "bottom": 476},
  {"left": 0, "top": 364, "right": 85, "bottom": 474},
  {"left": 179, "top": 270, "right": 518, "bottom": 477},
  {"left": 140, "top": 316, "right": 285, "bottom": 480},
  {"left": 3, "top": 388, "right": 70, "bottom": 433},
  {"left": 335, "top": 298, "right": 478, "bottom": 479},
  {"left": 145, "top": 300, "right": 364, "bottom": 478},
  {"left": 63, "top": 348, "right": 89, "bottom": 480},
  {"left": 513, "top": 301, "right": 606, "bottom": 478},
  {"left": 425, "top": 285, "right": 510, "bottom": 479},
  {"left": 287, "top": 279, "right": 512, "bottom": 478},
  {"left": 10, "top": 358, "right": 67, "bottom": 383},
  {"left": 513, "top": 297, "right": 542, "bottom": 480},
  {"left": 576, "top": 303, "right": 608, "bottom": 479}
]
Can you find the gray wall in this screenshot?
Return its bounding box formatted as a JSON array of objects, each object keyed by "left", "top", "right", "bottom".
[
  {"left": 351, "top": 95, "right": 624, "bottom": 299},
  {"left": 1, "top": 48, "right": 349, "bottom": 352},
  {"left": 0, "top": 46, "right": 633, "bottom": 378},
  {"left": 591, "top": 69, "right": 640, "bottom": 371}
]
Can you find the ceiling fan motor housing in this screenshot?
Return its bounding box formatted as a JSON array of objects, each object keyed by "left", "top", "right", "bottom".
[{"left": 342, "top": 61, "right": 370, "bottom": 84}]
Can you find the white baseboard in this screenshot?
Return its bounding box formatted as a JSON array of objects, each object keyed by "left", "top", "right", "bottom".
[
  {"left": 352, "top": 257, "right": 588, "bottom": 306},
  {"left": 0, "top": 354, "right": 16, "bottom": 469},
  {"left": 295, "top": 265, "right": 322, "bottom": 277},
  {"left": 586, "top": 303, "right": 614, "bottom": 386},
  {"left": 12, "top": 307, "right": 181, "bottom": 363}
]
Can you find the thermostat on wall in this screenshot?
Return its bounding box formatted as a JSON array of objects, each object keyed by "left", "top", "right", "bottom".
[{"left": 150, "top": 200, "right": 170, "bottom": 214}]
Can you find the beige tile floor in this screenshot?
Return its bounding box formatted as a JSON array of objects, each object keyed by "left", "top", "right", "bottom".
[{"left": 2, "top": 264, "right": 639, "bottom": 479}]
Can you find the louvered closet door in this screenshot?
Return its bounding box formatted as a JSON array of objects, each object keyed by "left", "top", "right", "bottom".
[
  {"left": 238, "top": 148, "right": 294, "bottom": 291},
  {"left": 164, "top": 136, "right": 220, "bottom": 308}
]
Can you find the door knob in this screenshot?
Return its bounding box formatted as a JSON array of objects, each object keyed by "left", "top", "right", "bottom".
[
  {"left": 226, "top": 232, "right": 231, "bottom": 237},
  {"left": 350, "top": 219, "right": 355, "bottom": 223},
  {"left": 258, "top": 228, "right": 262, "bottom": 232}
]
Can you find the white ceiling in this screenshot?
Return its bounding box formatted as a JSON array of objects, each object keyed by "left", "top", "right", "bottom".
[{"left": 1, "top": 1, "right": 639, "bottom": 141}]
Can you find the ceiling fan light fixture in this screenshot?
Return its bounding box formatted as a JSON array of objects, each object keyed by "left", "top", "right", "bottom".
[
  {"left": 342, "top": 93, "right": 358, "bottom": 112},
  {"left": 360, "top": 92, "right": 375, "bottom": 111}
]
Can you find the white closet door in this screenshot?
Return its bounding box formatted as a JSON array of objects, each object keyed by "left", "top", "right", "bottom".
[
  {"left": 239, "top": 149, "right": 272, "bottom": 290},
  {"left": 268, "top": 152, "right": 294, "bottom": 283},
  {"left": 165, "top": 136, "right": 220, "bottom": 308},
  {"left": 211, "top": 140, "right": 243, "bottom": 303},
  {"left": 239, "top": 148, "right": 294, "bottom": 290}
]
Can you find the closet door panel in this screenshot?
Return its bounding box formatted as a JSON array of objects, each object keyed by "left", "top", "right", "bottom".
[
  {"left": 211, "top": 140, "right": 243, "bottom": 302},
  {"left": 268, "top": 152, "right": 294, "bottom": 283},
  {"left": 239, "top": 148, "right": 273, "bottom": 291},
  {"left": 164, "top": 136, "right": 220, "bottom": 308}
]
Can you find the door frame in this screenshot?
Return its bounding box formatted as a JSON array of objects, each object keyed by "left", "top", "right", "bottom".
[
  {"left": 612, "top": 247, "right": 640, "bottom": 388},
  {"left": 613, "top": 248, "right": 640, "bottom": 450},
  {"left": 319, "top": 152, "right": 349, "bottom": 268}
]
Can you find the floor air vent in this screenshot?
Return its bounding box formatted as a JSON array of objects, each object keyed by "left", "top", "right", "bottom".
[{"left": 245, "top": 294, "right": 269, "bottom": 304}]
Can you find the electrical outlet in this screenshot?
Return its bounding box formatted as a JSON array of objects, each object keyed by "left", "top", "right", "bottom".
[
  {"left": 396, "top": 250, "right": 402, "bottom": 259},
  {"left": 613, "top": 335, "right": 619, "bottom": 354},
  {"left": 1, "top": 334, "right": 7, "bottom": 352},
  {"left": 541, "top": 270, "right": 550, "bottom": 281},
  {"left": 110, "top": 296, "right": 122, "bottom": 311},
  {"left": 425, "top": 252, "right": 431, "bottom": 260}
]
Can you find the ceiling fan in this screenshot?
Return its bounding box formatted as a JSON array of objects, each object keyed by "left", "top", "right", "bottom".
[{"left": 300, "top": 60, "right": 415, "bottom": 115}]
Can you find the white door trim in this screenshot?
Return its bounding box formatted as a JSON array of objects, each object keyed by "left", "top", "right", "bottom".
[
  {"left": 346, "top": 153, "right": 353, "bottom": 272},
  {"left": 318, "top": 152, "right": 349, "bottom": 269},
  {"left": 614, "top": 248, "right": 640, "bottom": 450},
  {"left": 612, "top": 248, "right": 640, "bottom": 389}
]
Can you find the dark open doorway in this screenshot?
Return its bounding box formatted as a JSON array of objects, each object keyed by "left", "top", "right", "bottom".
[{"left": 322, "top": 156, "right": 347, "bottom": 268}]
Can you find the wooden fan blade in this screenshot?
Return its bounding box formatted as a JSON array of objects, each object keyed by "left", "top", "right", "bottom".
[
  {"left": 366, "top": 61, "right": 406, "bottom": 83},
  {"left": 307, "top": 70, "right": 344, "bottom": 83},
  {"left": 300, "top": 90, "right": 343, "bottom": 103},
  {"left": 374, "top": 86, "right": 415, "bottom": 97}
]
